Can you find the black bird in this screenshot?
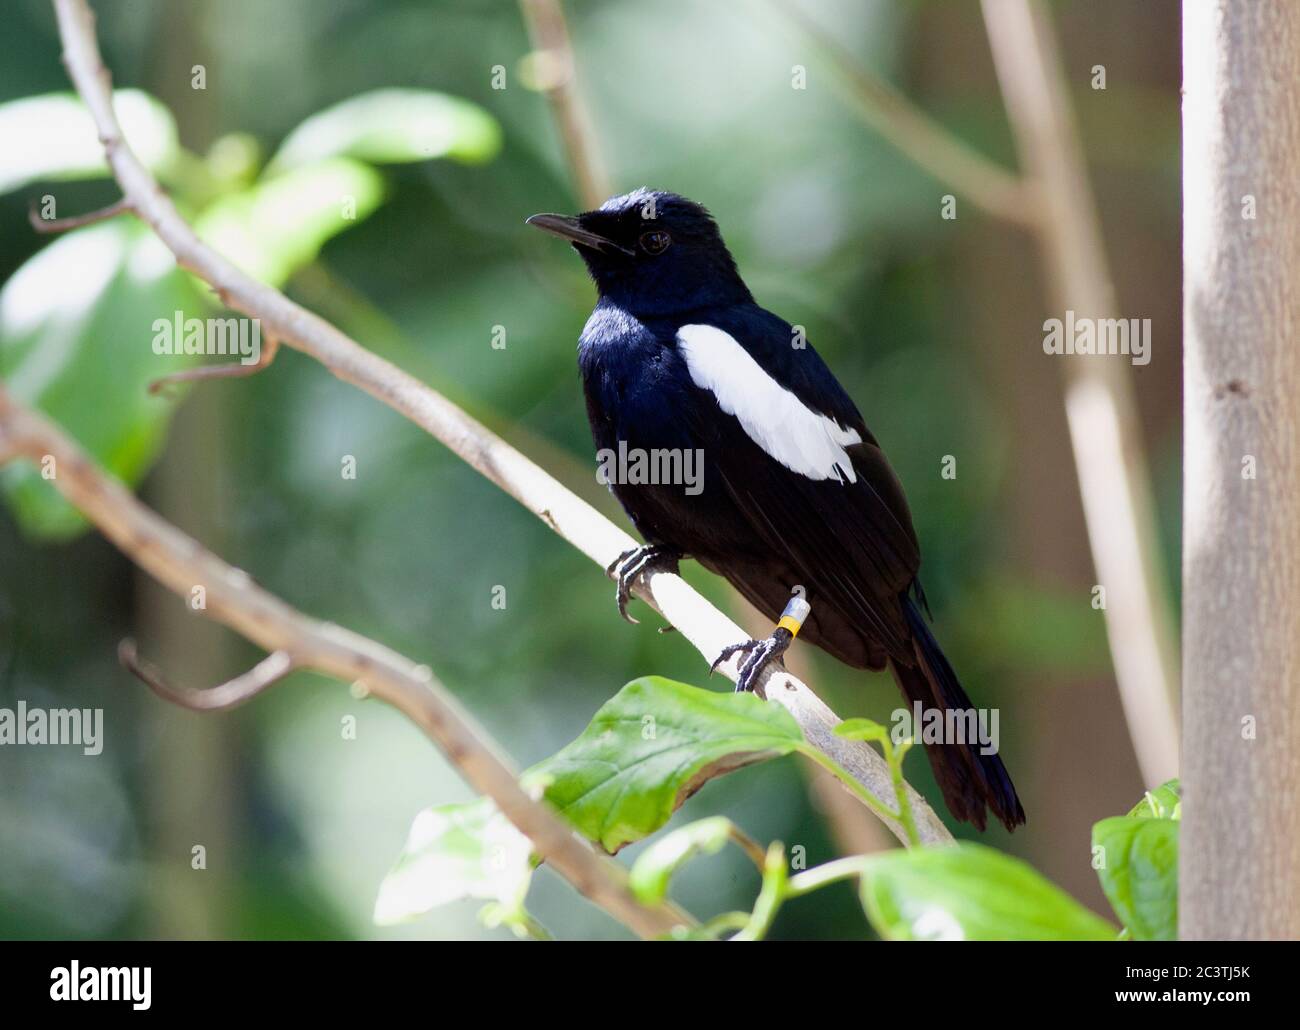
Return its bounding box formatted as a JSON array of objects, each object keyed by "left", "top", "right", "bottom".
[{"left": 528, "top": 189, "right": 1024, "bottom": 832}]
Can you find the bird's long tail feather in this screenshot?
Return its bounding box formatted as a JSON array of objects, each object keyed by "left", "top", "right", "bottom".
[{"left": 889, "top": 597, "right": 1025, "bottom": 832}]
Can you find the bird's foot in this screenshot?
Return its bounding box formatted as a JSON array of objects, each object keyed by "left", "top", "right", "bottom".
[
  {"left": 606, "top": 545, "right": 681, "bottom": 624},
  {"left": 709, "top": 594, "right": 812, "bottom": 693},
  {"left": 710, "top": 630, "right": 793, "bottom": 693}
]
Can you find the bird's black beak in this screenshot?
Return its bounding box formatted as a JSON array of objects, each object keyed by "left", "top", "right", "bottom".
[{"left": 526, "top": 213, "right": 635, "bottom": 256}]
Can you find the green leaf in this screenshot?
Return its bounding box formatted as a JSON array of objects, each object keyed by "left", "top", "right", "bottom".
[
  {"left": 376, "top": 679, "right": 802, "bottom": 931},
  {"left": 194, "top": 157, "right": 384, "bottom": 287},
  {"left": 628, "top": 816, "right": 734, "bottom": 904},
  {"left": 268, "top": 89, "right": 501, "bottom": 172},
  {"left": 834, "top": 717, "right": 890, "bottom": 744},
  {"left": 377, "top": 676, "right": 813, "bottom": 933},
  {"left": 537, "top": 676, "right": 804, "bottom": 853},
  {"left": 858, "top": 843, "right": 1118, "bottom": 941},
  {"left": 1092, "top": 816, "right": 1178, "bottom": 941},
  {"left": 0, "top": 222, "right": 206, "bottom": 539},
  {"left": 373, "top": 798, "right": 538, "bottom": 936},
  {"left": 0, "top": 90, "right": 178, "bottom": 194},
  {"left": 1129, "top": 778, "right": 1181, "bottom": 821}
]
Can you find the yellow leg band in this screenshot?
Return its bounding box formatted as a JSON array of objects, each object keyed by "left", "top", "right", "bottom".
[{"left": 777, "top": 614, "right": 803, "bottom": 637}]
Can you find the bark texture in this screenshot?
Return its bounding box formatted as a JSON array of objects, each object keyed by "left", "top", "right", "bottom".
[{"left": 1182, "top": 0, "right": 1300, "bottom": 940}]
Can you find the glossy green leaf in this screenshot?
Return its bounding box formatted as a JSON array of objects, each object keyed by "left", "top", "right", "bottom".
[
  {"left": 1129, "top": 778, "right": 1181, "bottom": 821},
  {"left": 537, "top": 676, "right": 804, "bottom": 853},
  {"left": 628, "top": 816, "right": 734, "bottom": 904},
  {"left": 378, "top": 678, "right": 804, "bottom": 930},
  {"left": 858, "top": 843, "right": 1118, "bottom": 941},
  {"left": 1092, "top": 815, "right": 1178, "bottom": 941},
  {"left": 0, "top": 90, "right": 178, "bottom": 195},
  {"left": 268, "top": 89, "right": 501, "bottom": 172},
  {"left": 834, "top": 717, "right": 890, "bottom": 744},
  {"left": 194, "top": 157, "right": 384, "bottom": 287},
  {"left": 0, "top": 222, "right": 206, "bottom": 539},
  {"left": 373, "top": 798, "right": 539, "bottom": 936}
]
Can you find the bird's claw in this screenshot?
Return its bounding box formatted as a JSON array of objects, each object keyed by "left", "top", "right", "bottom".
[
  {"left": 605, "top": 547, "right": 639, "bottom": 579},
  {"left": 710, "top": 628, "right": 793, "bottom": 693},
  {"left": 709, "top": 638, "right": 760, "bottom": 676},
  {"left": 607, "top": 545, "right": 680, "bottom": 624}
]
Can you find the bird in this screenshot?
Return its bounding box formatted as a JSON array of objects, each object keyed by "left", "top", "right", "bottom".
[{"left": 527, "top": 188, "right": 1024, "bottom": 833}]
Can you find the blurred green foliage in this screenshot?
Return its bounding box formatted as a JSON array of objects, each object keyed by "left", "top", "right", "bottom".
[{"left": 2, "top": 82, "right": 497, "bottom": 536}]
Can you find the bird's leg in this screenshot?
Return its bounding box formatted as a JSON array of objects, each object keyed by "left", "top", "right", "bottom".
[
  {"left": 606, "top": 544, "right": 682, "bottom": 624},
  {"left": 710, "top": 594, "right": 812, "bottom": 694}
]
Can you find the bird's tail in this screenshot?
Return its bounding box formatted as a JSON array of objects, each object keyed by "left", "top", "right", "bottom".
[{"left": 889, "top": 597, "right": 1025, "bottom": 832}]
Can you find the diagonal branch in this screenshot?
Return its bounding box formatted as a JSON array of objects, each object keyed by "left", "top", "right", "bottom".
[
  {"left": 770, "top": 0, "right": 1040, "bottom": 228},
  {"left": 981, "top": 0, "right": 1180, "bottom": 785},
  {"left": 50, "top": 0, "right": 953, "bottom": 848},
  {"left": 518, "top": 0, "right": 611, "bottom": 208},
  {"left": 0, "top": 389, "right": 691, "bottom": 940}
]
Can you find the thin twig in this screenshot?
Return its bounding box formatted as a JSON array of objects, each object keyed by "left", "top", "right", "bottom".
[
  {"left": 0, "top": 389, "right": 691, "bottom": 940},
  {"left": 770, "top": 0, "right": 1039, "bottom": 228},
  {"left": 50, "top": 0, "right": 952, "bottom": 847},
  {"left": 518, "top": 0, "right": 611, "bottom": 208},
  {"left": 147, "top": 335, "right": 280, "bottom": 394},
  {"left": 727, "top": 824, "right": 769, "bottom": 871},
  {"left": 981, "top": 0, "right": 1180, "bottom": 784},
  {"left": 118, "top": 640, "right": 295, "bottom": 711},
  {"left": 28, "top": 195, "right": 132, "bottom": 233}
]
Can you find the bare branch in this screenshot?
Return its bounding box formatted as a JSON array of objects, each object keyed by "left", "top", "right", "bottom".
[
  {"left": 49, "top": 0, "right": 952, "bottom": 847},
  {"left": 28, "top": 195, "right": 132, "bottom": 234},
  {"left": 770, "top": 0, "right": 1039, "bottom": 228},
  {"left": 518, "top": 0, "right": 611, "bottom": 208},
  {"left": 147, "top": 335, "right": 281, "bottom": 395},
  {"left": 0, "top": 388, "right": 691, "bottom": 939},
  {"left": 118, "top": 640, "right": 295, "bottom": 711},
  {"left": 982, "top": 0, "right": 1180, "bottom": 785}
]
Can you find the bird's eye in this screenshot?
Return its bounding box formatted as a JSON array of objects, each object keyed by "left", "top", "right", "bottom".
[{"left": 638, "top": 230, "right": 672, "bottom": 255}]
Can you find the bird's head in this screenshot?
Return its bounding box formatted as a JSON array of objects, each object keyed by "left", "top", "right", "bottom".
[{"left": 527, "top": 188, "right": 751, "bottom": 316}]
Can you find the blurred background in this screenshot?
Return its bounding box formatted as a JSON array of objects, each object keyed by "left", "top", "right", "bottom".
[{"left": 0, "top": 0, "right": 1180, "bottom": 940}]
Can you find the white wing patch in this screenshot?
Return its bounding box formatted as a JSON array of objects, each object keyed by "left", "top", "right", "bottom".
[{"left": 676, "top": 323, "right": 861, "bottom": 483}]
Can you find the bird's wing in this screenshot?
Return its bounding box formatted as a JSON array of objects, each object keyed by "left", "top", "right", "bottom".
[{"left": 675, "top": 317, "right": 921, "bottom": 661}]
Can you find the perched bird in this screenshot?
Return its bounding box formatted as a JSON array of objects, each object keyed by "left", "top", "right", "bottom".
[{"left": 528, "top": 189, "right": 1024, "bottom": 832}]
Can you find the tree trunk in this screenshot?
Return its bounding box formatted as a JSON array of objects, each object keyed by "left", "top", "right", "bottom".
[{"left": 1182, "top": 0, "right": 1300, "bottom": 940}]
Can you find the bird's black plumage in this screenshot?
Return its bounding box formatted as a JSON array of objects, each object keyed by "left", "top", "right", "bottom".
[{"left": 528, "top": 188, "right": 1024, "bottom": 832}]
